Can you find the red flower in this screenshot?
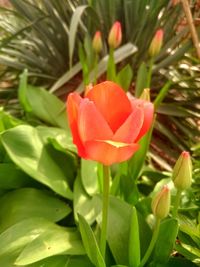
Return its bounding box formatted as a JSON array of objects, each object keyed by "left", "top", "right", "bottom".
[
  {"left": 67, "top": 81, "right": 154, "bottom": 165},
  {"left": 92, "top": 31, "right": 103, "bottom": 53}
]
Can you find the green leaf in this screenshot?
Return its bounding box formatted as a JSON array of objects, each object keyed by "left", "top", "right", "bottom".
[
  {"left": 1, "top": 125, "right": 73, "bottom": 199},
  {"left": 81, "top": 159, "right": 99, "bottom": 196},
  {"left": 0, "top": 218, "right": 54, "bottom": 256},
  {"left": 37, "top": 126, "right": 76, "bottom": 153},
  {"left": 0, "top": 163, "right": 32, "bottom": 189},
  {"left": 106, "top": 196, "right": 151, "bottom": 265},
  {"left": 65, "top": 255, "right": 95, "bottom": 267},
  {"left": 129, "top": 207, "right": 140, "bottom": 267},
  {"left": 15, "top": 225, "right": 84, "bottom": 265},
  {"left": 0, "top": 188, "right": 71, "bottom": 232},
  {"left": 135, "top": 62, "right": 148, "bottom": 97},
  {"left": 69, "top": 5, "right": 88, "bottom": 67},
  {"left": 153, "top": 218, "right": 179, "bottom": 264},
  {"left": 26, "top": 85, "right": 68, "bottom": 130},
  {"left": 150, "top": 257, "right": 198, "bottom": 267},
  {"left": 18, "top": 69, "right": 32, "bottom": 112},
  {"left": 50, "top": 63, "right": 82, "bottom": 93},
  {"left": 116, "top": 64, "right": 133, "bottom": 91},
  {"left": 78, "top": 214, "right": 106, "bottom": 267},
  {"left": 128, "top": 128, "right": 153, "bottom": 182},
  {"left": 74, "top": 175, "right": 101, "bottom": 224}
]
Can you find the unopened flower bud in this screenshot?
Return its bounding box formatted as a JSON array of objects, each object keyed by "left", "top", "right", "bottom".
[
  {"left": 140, "top": 88, "right": 150, "bottom": 101},
  {"left": 152, "top": 185, "right": 170, "bottom": 220},
  {"left": 92, "top": 31, "right": 103, "bottom": 53},
  {"left": 108, "top": 21, "right": 122, "bottom": 49},
  {"left": 172, "top": 151, "right": 192, "bottom": 190},
  {"left": 149, "top": 29, "right": 164, "bottom": 57}
]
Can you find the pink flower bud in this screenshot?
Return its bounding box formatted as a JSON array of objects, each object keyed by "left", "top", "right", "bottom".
[
  {"left": 151, "top": 186, "right": 170, "bottom": 220},
  {"left": 149, "top": 29, "right": 164, "bottom": 57},
  {"left": 92, "top": 31, "right": 103, "bottom": 53},
  {"left": 108, "top": 21, "right": 122, "bottom": 49},
  {"left": 172, "top": 151, "right": 192, "bottom": 190}
]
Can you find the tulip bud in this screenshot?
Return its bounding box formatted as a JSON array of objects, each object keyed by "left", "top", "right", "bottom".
[
  {"left": 149, "top": 29, "right": 164, "bottom": 57},
  {"left": 140, "top": 88, "right": 150, "bottom": 101},
  {"left": 172, "top": 151, "right": 192, "bottom": 190},
  {"left": 108, "top": 21, "right": 122, "bottom": 49},
  {"left": 92, "top": 31, "right": 103, "bottom": 53},
  {"left": 152, "top": 186, "right": 170, "bottom": 220}
]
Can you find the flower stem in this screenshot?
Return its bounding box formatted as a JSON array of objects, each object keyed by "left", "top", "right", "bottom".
[
  {"left": 172, "top": 189, "right": 182, "bottom": 218},
  {"left": 107, "top": 48, "right": 116, "bottom": 81},
  {"left": 147, "top": 58, "right": 154, "bottom": 88},
  {"left": 139, "top": 218, "right": 161, "bottom": 267},
  {"left": 100, "top": 165, "right": 110, "bottom": 260},
  {"left": 93, "top": 53, "right": 99, "bottom": 85}
]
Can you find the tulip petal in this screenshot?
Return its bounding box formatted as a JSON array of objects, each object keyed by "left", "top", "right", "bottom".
[
  {"left": 130, "top": 99, "right": 154, "bottom": 142},
  {"left": 66, "top": 93, "right": 86, "bottom": 157},
  {"left": 78, "top": 98, "right": 113, "bottom": 143},
  {"left": 85, "top": 140, "right": 139, "bottom": 165},
  {"left": 113, "top": 107, "right": 144, "bottom": 143},
  {"left": 86, "top": 81, "right": 132, "bottom": 133}
]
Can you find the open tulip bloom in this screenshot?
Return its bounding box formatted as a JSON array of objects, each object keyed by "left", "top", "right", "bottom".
[
  {"left": 67, "top": 81, "right": 154, "bottom": 166},
  {"left": 67, "top": 80, "right": 154, "bottom": 260}
]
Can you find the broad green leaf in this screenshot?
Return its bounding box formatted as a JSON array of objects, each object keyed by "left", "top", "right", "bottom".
[
  {"left": 78, "top": 214, "right": 106, "bottom": 267},
  {"left": 153, "top": 218, "right": 178, "bottom": 264},
  {"left": 1, "top": 125, "right": 73, "bottom": 199},
  {"left": 26, "top": 85, "right": 68, "bottom": 129},
  {"left": 129, "top": 207, "right": 140, "bottom": 267},
  {"left": 106, "top": 196, "right": 151, "bottom": 265},
  {"left": 0, "top": 163, "right": 33, "bottom": 189},
  {"left": 37, "top": 126, "right": 76, "bottom": 153},
  {"left": 0, "top": 110, "right": 23, "bottom": 131},
  {"left": 0, "top": 253, "right": 69, "bottom": 267},
  {"left": 74, "top": 175, "right": 101, "bottom": 224},
  {"left": 117, "top": 64, "right": 133, "bottom": 91},
  {"left": 81, "top": 159, "right": 99, "bottom": 196},
  {"left": 0, "top": 188, "right": 71, "bottom": 232},
  {"left": 135, "top": 62, "right": 148, "bottom": 97},
  {"left": 16, "top": 225, "right": 84, "bottom": 265},
  {"left": 0, "top": 218, "right": 54, "bottom": 256},
  {"left": 65, "top": 255, "right": 94, "bottom": 267}
]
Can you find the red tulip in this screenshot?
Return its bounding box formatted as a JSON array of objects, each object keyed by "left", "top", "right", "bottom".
[
  {"left": 108, "top": 21, "right": 122, "bottom": 49},
  {"left": 67, "top": 81, "right": 154, "bottom": 165}
]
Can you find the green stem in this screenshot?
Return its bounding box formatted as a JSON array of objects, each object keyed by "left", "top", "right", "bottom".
[
  {"left": 107, "top": 48, "right": 116, "bottom": 81},
  {"left": 146, "top": 58, "right": 154, "bottom": 88},
  {"left": 93, "top": 53, "right": 99, "bottom": 85},
  {"left": 139, "top": 218, "right": 161, "bottom": 267},
  {"left": 172, "top": 189, "right": 182, "bottom": 218},
  {"left": 100, "top": 165, "right": 110, "bottom": 260}
]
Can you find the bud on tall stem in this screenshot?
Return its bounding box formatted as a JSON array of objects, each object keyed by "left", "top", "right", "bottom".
[
  {"left": 172, "top": 151, "right": 192, "bottom": 190},
  {"left": 92, "top": 31, "right": 103, "bottom": 54},
  {"left": 151, "top": 185, "right": 170, "bottom": 220},
  {"left": 149, "top": 29, "right": 164, "bottom": 57},
  {"left": 108, "top": 21, "right": 122, "bottom": 49}
]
